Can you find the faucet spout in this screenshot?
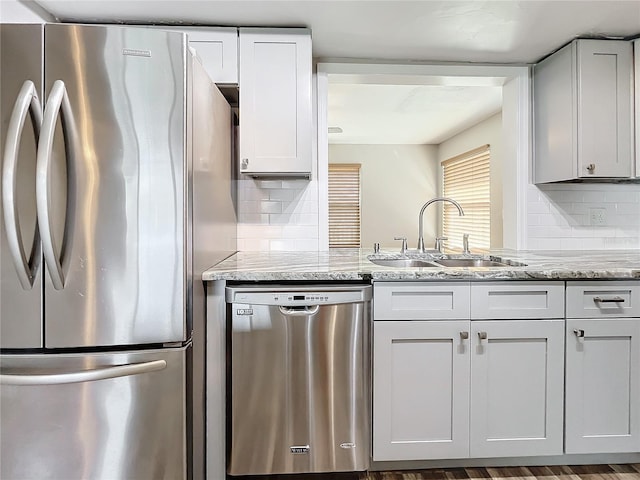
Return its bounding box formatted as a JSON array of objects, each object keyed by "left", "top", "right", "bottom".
[{"left": 417, "top": 197, "right": 464, "bottom": 252}]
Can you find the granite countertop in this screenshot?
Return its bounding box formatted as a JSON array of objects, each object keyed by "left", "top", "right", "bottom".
[{"left": 202, "top": 249, "right": 640, "bottom": 281}]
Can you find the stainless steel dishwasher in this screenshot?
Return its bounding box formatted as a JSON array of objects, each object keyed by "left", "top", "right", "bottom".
[{"left": 226, "top": 284, "right": 372, "bottom": 476}]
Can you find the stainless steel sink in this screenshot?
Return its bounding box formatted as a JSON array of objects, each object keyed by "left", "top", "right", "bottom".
[
  {"left": 369, "top": 258, "right": 440, "bottom": 268},
  {"left": 434, "top": 258, "right": 509, "bottom": 267}
]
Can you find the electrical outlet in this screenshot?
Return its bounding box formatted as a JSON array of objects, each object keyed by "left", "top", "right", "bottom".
[{"left": 589, "top": 208, "right": 607, "bottom": 226}]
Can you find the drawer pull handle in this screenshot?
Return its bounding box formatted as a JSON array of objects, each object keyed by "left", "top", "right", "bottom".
[
  {"left": 593, "top": 296, "right": 625, "bottom": 303},
  {"left": 477, "top": 331, "right": 487, "bottom": 341},
  {"left": 574, "top": 329, "right": 585, "bottom": 338},
  {"left": 460, "top": 331, "right": 469, "bottom": 340}
]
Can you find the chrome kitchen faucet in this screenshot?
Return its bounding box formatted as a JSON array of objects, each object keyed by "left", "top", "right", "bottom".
[{"left": 417, "top": 197, "right": 465, "bottom": 252}]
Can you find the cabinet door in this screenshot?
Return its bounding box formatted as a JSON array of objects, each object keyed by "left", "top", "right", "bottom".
[
  {"left": 187, "top": 28, "right": 238, "bottom": 84},
  {"left": 239, "top": 28, "right": 312, "bottom": 176},
  {"left": 565, "top": 318, "right": 640, "bottom": 454},
  {"left": 147, "top": 27, "right": 238, "bottom": 83},
  {"left": 470, "top": 320, "right": 564, "bottom": 458},
  {"left": 577, "top": 40, "right": 633, "bottom": 178},
  {"left": 373, "top": 320, "right": 470, "bottom": 461}
]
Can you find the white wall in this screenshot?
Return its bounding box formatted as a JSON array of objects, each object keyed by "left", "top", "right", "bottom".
[
  {"left": 525, "top": 183, "right": 640, "bottom": 250},
  {"left": 329, "top": 144, "right": 439, "bottom": 249},
  {"left": 0, "top": 0, "right": 54, "bottom": 22},
  {"left": 438, "top": 112, "right": 503, "bottom": 248}
]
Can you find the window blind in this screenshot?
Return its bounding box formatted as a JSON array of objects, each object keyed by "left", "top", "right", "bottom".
[
  {"left": 328, "top": 163, "right": 361, "bottom": 248},
  {"left": 442, "top": 145, "right": 490, "bottom": 251}
]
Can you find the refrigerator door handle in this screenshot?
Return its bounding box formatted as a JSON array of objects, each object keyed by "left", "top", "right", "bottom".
[
  {"left": 2, "top": 80, "right": 43, "bottom": 290},
  {"left": 36, "top": 80, "right": 77, "bottom": 290},
  {"left": 0, "top": 359, "right": 167, "bottom": 386}
]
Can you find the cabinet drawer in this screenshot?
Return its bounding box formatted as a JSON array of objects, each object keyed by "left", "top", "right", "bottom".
[
  {"left": 566, "top": 281, "right": 640, "bottom": 318},
  {"left": 470, "top": 282, "right": 565, "bottom": 319},
  {"left": 374, "top": 282, "right": 470, "bottom": 320}
]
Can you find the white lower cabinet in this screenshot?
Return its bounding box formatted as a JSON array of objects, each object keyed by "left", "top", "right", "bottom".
[
  {"left": 373, "top": 280, "right": 640, "bottom": 462},
  {"left": 470, "top": 320, "right": 565, "bottom": 458},
  {"left": 373, "top": 281, "right": 565, "bottom": 462},
  {"left": 373, "top": 320, "right": 471, "bottom": 461},
  {"left": 565, "top": 318, "right": 640, "bottom": 453},
  {"left": 564, "top": 281, "right": 640, "bottom": 454}
]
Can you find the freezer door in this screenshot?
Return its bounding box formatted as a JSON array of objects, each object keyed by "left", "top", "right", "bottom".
[
  {"left": 0, "top": 346, "right": 187, "bottom": 480},
  {"left": 41, "top": 24, "right": 188, "bottom": 347},
  {"left": 0, "top": 24, "right": 44, "bottom": 348}
]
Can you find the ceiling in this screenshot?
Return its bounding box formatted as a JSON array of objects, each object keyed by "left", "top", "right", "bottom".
[
  {"left": 328, "top": 83, "right": 502, "bottom": 144},
  {"left": 33, "top": 0, "right": 639, "bottom": 144}
]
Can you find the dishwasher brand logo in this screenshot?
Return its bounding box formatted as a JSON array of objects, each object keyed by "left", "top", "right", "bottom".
[
  {"left": 236, "top": 308, "right": 253, "bottom": 316},
  {"left": 340, "top": 442, "right": 356, "bottom": 449},
  {"left": 290, "top": 445, "right": 310, "bottom": 454}
]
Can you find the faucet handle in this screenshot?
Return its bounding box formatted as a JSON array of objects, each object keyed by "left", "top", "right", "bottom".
[
  {"left": 434, "top": 236, "right": 448, "bottom": 253},
  {"left": 462, "top": 234, "right": 470, "bottom": 255},
  {"left": 394, "top": 236, "right": 408, "bottom": 255}
]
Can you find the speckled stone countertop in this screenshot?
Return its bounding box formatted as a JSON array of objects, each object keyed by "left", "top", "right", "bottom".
[{"left": 202, "top": 249, "right": 640, "bottom": 282}]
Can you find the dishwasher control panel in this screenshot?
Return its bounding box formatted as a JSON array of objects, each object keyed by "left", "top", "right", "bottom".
[{"left": 226, "top": 286, "right": 371, "bottom": 306}]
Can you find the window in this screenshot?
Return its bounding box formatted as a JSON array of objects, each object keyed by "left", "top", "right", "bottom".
[
  {"left": 328, "top": 163, "right": 361, "bottom": 248},
  {"left": 441, "top": 145, "right": 490, "bottom": 251}
]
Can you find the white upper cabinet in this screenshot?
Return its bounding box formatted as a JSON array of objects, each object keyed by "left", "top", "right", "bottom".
[
  {"left": 151, "top": 26, "right": 238, "bottom": 83},
  {"left": 534, "top": 39, "right": 634, "bottom": 183},
  {"left": 238, "top": 28, "right": 312, "bottom": 177},
  {"left": 183, "top": 27, "right": 238, "bottom": 84}
]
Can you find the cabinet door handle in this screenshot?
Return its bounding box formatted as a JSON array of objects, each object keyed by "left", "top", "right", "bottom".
[
  {"left": 460, "top": 331, "right": 469, "bottom": 340},
  {"left": 477, "top": 331, "right": 487, "bottom": 341},
  {"left": 241, "top": 158, "right": 249, "bottom": 170},
  {"left": 586, "top": 163, "right": 596, "bottom": 174},
  {"left": 574, "top": 329, "right": 585, "bottom": 338},
  {"left": 593, "top": 296, "right": 625, "bottom": 303}
]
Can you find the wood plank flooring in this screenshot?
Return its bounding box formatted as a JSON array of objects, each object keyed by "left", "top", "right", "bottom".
[
  {"left": 237, "top": 464, "right": 640, "bottom": 480},
  {"left": 359, "top": 464, "right": 640, "bottom": 479}
]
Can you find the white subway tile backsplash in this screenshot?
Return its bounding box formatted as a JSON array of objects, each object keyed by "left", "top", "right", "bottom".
[
  {"left": 269, "top": 189, "right": 296, "bottom": 201},
  {"left": 528, "top": 202, "right": 550, "bottom": 214},
  {"left": 616, "top": 202, "right": 640, "bottom": 214},
  {"left": 237, "top": 178, "right": 320, "bottom": 251},
  {"left": 259, "top": 201, "right": 282, "bottom": 214},
  {"left": 282, "top": 225, "right": 319, "bottom": 239},
  {"left": 605, "top": 237, "right": 640, "bottom": 248},
  {"left": 269, "top": 239, "right": 298, "bottom": 251},
  {"left": 604, "top": 190, "right": 640, "bottom": 203},
  {"left": 529, "top": 225, "right": 573, "bottom": 238},
  {"left": 616, "top": 215, "right": 640, "bottom": 226},
  {"left": 238, "top": 213, "right": 270, "bottom": 224},
  {"left": 526, "top": 182, "right": 640, "bottom": 251},
  {"left": 295, "top": 238, "right": 320, "bottom": 250},
  {"left": 237, "top": 238, "right": 270, "bottom": 251},
  {"left": 255, "top": 180, "right": 283, "bottom": 189}
]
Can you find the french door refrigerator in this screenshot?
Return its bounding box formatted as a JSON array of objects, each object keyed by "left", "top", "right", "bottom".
[{"left": 0, "top": 23, "right": 236, "bottom": 480}]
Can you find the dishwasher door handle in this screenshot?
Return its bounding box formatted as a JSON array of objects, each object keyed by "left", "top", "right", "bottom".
[{"left": 278, "top": 305, "right": 320, "bottom": 316}]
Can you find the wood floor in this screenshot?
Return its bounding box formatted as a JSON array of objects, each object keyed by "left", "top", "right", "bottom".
[
  {"left": 237, "top": 464, "right": 640, "bottom": 479},
  {"left": 359, "top": 464, "right": 640, "bottom": 479}
]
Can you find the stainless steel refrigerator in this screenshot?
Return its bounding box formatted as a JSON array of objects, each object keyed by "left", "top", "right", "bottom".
[{"left": 0, "top": 23, "right": 236, "bottom": 480}]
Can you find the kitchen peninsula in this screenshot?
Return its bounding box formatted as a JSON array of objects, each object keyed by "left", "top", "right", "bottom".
[{"left": 204, "top": 250, "right": 640, "bottom": 478}]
